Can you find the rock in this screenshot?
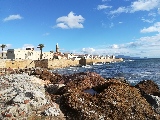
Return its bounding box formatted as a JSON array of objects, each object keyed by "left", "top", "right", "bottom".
[
  {"left": 35, "top": 69, "right": 43, "bottom": 75},
  {"left": 135, "top": 80, "right": 160, "bottom": 96},
  {"left": 43, "top": 107, "right": 60, "bottom": 116},
  {"left": 0, "top": 73, "right": 64, "bottom": 119},
  {"left": 45, "top": 84, "right": 65, "bottom": 94},
  {"left": 149, "top": 95, "right": 160, "bottom": 114},
  {"left": 5, "top": 113, "right": 12, "bottom": 117},
  {"left": 135, "top": 80, "right": 160, "bottom": 111},
  {"left": 24, "top": 100, "right": 30, "bottom": 104},
  {"left": 58, "top": 72, "right": 160, "bottom": 120},
  {"left": 5, "top": 68, "right": 15, "bottom": 74}
]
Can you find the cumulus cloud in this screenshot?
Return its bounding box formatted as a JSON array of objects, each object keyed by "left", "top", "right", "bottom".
[
  {"left": 82, "top": 47, "right": 95, "bottom": 54},
  {"left": 80, "top": 34, "right": 160, "bottom": 58},
  {"left": 140, "top": 22, "right": 160, "bottom": 33},
  {"left": 3, "top": 14, "right": 23, "bottom": 22},
  {"left": 130, "top": 0, "right": 160, "bottom": 12},
  {"left": 111, "top": 44, "right": 119, "bottom": 49},
  {"left": 109, "top": 0, "right": 160, "bottom": 15},
  {"left": 55, "top": 11, "right": 85, "bottom": 29},
  {"left": 97, "top": 5, "right": 112, "bottom": 10}
]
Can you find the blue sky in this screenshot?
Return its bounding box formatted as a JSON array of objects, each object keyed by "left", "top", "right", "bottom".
[{"left": 0, "top": 0, "right": 160, "bottom": 58}]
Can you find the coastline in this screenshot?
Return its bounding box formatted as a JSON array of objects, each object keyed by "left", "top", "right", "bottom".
[
  {"left": 0, "top": 68, "right": 160, "bottom": 119},
  {"left": 0, "top": 58, "right": 123, "bottom": 73}
]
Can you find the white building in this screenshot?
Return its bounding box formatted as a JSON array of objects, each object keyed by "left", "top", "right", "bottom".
[
  {"left": 0, "top": 51, "right": 7, "bottom": 59},
  {"left": 7, "top": 48, "right": 54, "bottom": 60}
]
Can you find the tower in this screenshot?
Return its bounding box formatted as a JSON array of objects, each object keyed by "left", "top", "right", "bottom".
[{"left": 56, "top": 43, "right": 59, "bottom": 53}]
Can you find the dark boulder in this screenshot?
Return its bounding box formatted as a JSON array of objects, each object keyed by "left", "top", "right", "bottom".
[
  {"left": 135, "top": 80, "right": 160, "bottom": 97},
  {"left": 135, "top": 80, "right": 160, "bottom": 114},
  {"left": 58, "top": 73, "right": 160, "bottom": 120}
]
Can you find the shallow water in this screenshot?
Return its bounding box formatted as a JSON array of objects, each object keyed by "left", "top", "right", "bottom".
[{"left": 52, "top": 58, "right": 160, "bottom": 87}]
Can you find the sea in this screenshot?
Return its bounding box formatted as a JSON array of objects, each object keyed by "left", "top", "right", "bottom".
[{"left": 51, "top": 58, "right": 160, "bottom": 88}]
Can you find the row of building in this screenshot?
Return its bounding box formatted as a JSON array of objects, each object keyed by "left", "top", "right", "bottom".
[{"left": 0, "top": 44, "right": 115, "bottom": 60}]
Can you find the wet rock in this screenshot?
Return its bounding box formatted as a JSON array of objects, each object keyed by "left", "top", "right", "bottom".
[
  {"left": 135, "top": 80, "right": 160, "bottom": 97},
  {"left": 49, "top": 73, "right": 63, "bottom": 84},
  {"left": 45, "top": 84, "right": 65, "bottom": 95},
  {"left": 31, "top": 69, "right": 42, "bottom": 75},
  {"left": 135, "top": 80, "right": 160, "bottom": 113},
  {"left": 149, "top": 95, "right": 160, "bottom": 114},
  {"left": 59, "top": 72, "right": 160, "bottom": 120}
]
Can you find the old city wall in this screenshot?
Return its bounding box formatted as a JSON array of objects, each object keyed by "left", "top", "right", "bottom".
[
  {"left": 34, "top": 59, "right": 48, "bottom": 68},
  {"left": 0, "top": 59, "right": 6, "bottom": 68},
  {"left": 0, "top": 58, "right": 123, "bottom": 69},
  {"left": 48, "top": 59, "right": 79, "bottom": 69},
  {"left": 5, "top": 59, "right": 35, "bottom": 69},
  {"left": 90, "top": 58, "right": 123, "bottom": 64},
  {"left": 34, "top": 59, "right": 79, "bottom": 69},
  {"left": 80, "top": 58, "right": 123, "bottom": 65}
]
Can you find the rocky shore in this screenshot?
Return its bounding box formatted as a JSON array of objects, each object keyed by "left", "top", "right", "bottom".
[{"left": 1, "top": 68, "right": 160, "bottom": 119}]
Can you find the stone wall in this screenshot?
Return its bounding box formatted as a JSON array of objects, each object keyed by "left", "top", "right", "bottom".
[
  {"left": 48, "top": 59, "right": 79, "bottom": 69},
  {"left": 0, "top": 59, "right": 6, "bottom": 68},
  {"left": 0, "top": 58, "right": 123, "bottom": 69},
  {"left": 5, "top": 59, "right": 35, "bottom": 69},
  {"left": 80, "top": 58, "right": 123, "bottom": 66},
  {"left": 34, "top": 59, "right": 79, "bottom": 69},
  {"left": 34, "top": 59, "right": 48, "bottom": 68}
]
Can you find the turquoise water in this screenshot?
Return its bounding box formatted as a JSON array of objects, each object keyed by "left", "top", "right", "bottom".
[{"left": 52, "top": 58, "right": 160, "bottom": 87}]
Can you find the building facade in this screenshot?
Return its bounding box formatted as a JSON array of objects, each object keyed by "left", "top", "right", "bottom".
[
  {"left": 0, "top": 51, "right": 7, "bottom": 59},
  {"left": 7, "top": 48, "right": 54, "bottom": 60}
]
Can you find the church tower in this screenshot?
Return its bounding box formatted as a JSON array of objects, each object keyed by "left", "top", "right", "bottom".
[{"left": 56, "top": 43, "right": 59, "bottom": 53}]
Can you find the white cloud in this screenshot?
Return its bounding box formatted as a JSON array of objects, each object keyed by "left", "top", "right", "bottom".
[
  {"left": 56, "top": 23, "right": 69, "bottom": 29},
  {"left": 3, "top": 14, "right": 23, "bottom": 22},
  {"left": 82, "top": 47, "right": 95, "bottom": 54},
  {"left": 140, "top": 22, "right": 160, "bottom": 33},
  {"left": 6, "top": 44, "right": 12, "bottom": 49},
  {"left": 97, "top": 5, "right": 112, "bottom": 10},
  {"left": 110, "top": 7, "right": 129, "bottom": 14},
  {"left": 141, "top": 17, "right": 155, "bottom": 23},
  {"left": 22, "top": 44, "right": 34, "bottom": 50},
  {"left": 109, "top": 0, "right": 160, "bottom": 15},
  {"left": 158, "top": 8, "right": 160, "bottom": 14},
  {"left": 102, "top": 0, "right": 111, "bottom": 2},
  {"left": 111, "top": 44, "right": 119, "bottom": 49},
  {"left": 102, "top": 0, "right": 108, "bottom": 2},
  {"left": 130, "top": 0, "right": 160, "bottom": 12},
  {"left": 148, "top": 12, "right": 156, "bottom": 17},
  {"left": 55, "top": 11, "right": 85, "bottom": 29},
  {"left": 80, "top": 34, "right": 160, "bottom": 58}
]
